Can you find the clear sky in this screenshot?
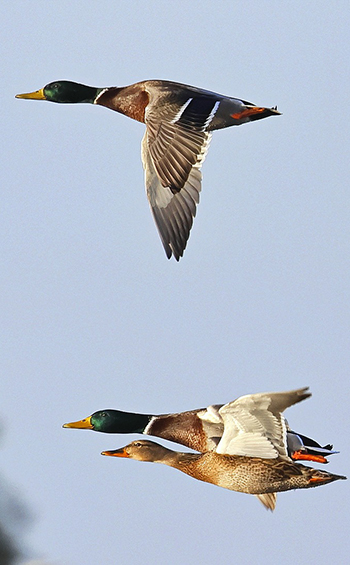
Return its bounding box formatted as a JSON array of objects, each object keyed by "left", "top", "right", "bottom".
[{"left": 2, "top": 1, "right": 350, "bottom": 564}]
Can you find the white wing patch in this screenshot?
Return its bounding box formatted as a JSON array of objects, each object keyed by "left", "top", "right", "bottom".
[
  {"left": 197, "top": 404, "right": 223, "bottom": 425},
  {"left": 202, "top": 100, "right": 220, "bottom": 130},
  {"left": 215, "top": 389, "right": 309, "bottom": 460},
  {"left": 217, "top": 429, "right": 281, "bottom": 459},
  {"left": 170, "top": 98, "right": 193, "bottom": 124}
]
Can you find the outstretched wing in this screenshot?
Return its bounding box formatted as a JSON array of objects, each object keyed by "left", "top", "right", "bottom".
[
  {"left": 143, "top": 96, "right": 221, "bottom": 259},
  {"left": 216, "top": 388, "right": 311, "bottom": 460}
]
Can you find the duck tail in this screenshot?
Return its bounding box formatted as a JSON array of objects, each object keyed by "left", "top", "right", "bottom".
[
  {"left": 288, "top": 430, "right": 339, "bottom": 464},
  {"left": 308, "top": 469, "right": 347, "bottom": 486}
]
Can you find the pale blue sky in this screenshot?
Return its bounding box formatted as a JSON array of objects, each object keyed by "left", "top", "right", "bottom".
[{"left": 2, "top": 1, "right": 350, "bottom": 564}]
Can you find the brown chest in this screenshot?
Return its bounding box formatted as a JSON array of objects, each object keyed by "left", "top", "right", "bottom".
[
  {"left": 96, "top": 87, "right": 149, "bottom": 123},
  {"left": 148, "top": 412, "right": 208, "bottom": 452}
]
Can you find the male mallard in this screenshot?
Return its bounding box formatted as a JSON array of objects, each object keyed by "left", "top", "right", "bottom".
[
  {"left": 63, "top": 387, "right": 338, "bottom": 465},
  {"left": 100, "top": 389, "right": 346, "bottom": 510},
  {"left": 16, "top": 80, "right": 280, "bottom": 260}
]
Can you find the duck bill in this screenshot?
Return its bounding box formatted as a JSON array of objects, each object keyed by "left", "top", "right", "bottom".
[
  {"left": 16, "top": 88, "right": 46, "bottom": 100},
  {"left": 101, "top": 448, "right": 129, "bottom": 458},
  {"left": 62, "top": 416, "right": 93, "bottom": 430},
  {"left": 231, "top": 105, "right": 281, "bottom": 121}
]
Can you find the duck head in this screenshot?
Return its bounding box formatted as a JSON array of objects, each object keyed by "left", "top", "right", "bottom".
[{"left": 16, "top": 81, "right": 101, "bottom": 104}]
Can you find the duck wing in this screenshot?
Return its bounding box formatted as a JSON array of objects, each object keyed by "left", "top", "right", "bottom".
[
  {"left": 196, "top": 404, "right": 225, "bottom": 450},
  {"left": 143, "top": 96, "right": 220, "bottom": 259},
  {"left": 216, "top": 388, "right": 311, "bottom": 460},
  {"left": 256, "top": 492, "right": 277, "bottom": 511}
]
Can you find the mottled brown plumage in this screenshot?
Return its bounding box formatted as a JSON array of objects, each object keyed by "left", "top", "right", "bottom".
[
  {"left": 98, "top": 388, "right": 346, "bottom": 510},
  {"left": 102, "top": 440, "right": 346, "bottom": 510}
]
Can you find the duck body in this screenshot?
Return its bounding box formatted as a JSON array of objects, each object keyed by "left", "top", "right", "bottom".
[
  {"left": 65, "top": 388, "right": 345, "bottom": 510},
  {"left": 64, "top": 390, "right": 338, "bottom": 464},
  {"left": 95, "top": 80, "right": 277, "bottom": 131},
  {"left": 102, "top": 440, "right": 346, "bottom": 497},
  {"left": 16, "top": 79, "right": 280, "bottom": 260}
]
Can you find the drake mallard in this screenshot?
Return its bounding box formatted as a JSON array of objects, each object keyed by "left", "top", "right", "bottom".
[
  {"left": 99, "top": 388, "right": 346, "bottom": 510},
  {"left": 16, "top": 80, "right": 280, "bottom": 260},
  {"left": 63, "top": 388, "right": 338, "bottom": 465}
]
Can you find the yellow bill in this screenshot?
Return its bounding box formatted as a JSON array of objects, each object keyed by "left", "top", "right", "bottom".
[
  {"left": 62, "top": 416, "right": 93, "bottom": 430},
  {"left": 15, "top": 88, "right": 46, "bottom": 100}
]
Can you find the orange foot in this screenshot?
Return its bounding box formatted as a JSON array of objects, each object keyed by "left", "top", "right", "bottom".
[
  {"left": 292, "top": 450, "right": 328, "bottom": 464},
  {"left": 309, "top": 475, "right": 329, "bottom": 484}
]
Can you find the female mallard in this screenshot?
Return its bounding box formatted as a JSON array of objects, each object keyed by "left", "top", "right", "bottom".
[
  {"left": 102, "top": 440, "right": 345, "bottom": 511},
  {"left": 16, "top": 79, "right": 280, "bottom": 260},
  {"left": 63, "top": 387, "right": 337, "bottom": 465},
  {"left": 100, "top": 389, "right": 346, "bottom": 510}
]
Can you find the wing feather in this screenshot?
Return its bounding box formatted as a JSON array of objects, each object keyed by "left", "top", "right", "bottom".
[
  {"left": 216, "top": 388, "right": 310, "bottom": 459},
  {"left": 142, "top": 129, "right": 209, "bottom": 260},
  {"left": 141, "top": 93, "right": 217, "bottom": 258},
  {"left": 256, "top": 493, "right": 277, "bottom": 511}
]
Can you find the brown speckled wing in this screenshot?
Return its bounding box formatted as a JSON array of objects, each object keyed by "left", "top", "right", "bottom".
[{"left": 142, "top": 101, "right": 214, "bottom": 260}]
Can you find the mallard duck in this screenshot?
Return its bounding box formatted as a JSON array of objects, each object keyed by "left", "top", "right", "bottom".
[
  {"left": 100, "top": 389, "right": 346, "bottom": 510},
  {"left": 16, "top": 80, "right": 280, "bottom": 260},
  {"left": 63, "top": 387, "right": 338, "bottom": 464},
  {"left": 102, "top": 440, "right": 345, "bottom": 510}
]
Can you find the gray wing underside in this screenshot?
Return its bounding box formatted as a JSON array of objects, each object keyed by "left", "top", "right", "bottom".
[{"left": 142, "top": 113, "right": 211, "bottom": 260}]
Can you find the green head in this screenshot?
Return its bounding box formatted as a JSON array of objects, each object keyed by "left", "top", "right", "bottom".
[
  {"left": 63, "top": 409, "right": 152, "bottom": 434},
  {"left": 16, "top": 80, "right": 102, "bottom": 104}
]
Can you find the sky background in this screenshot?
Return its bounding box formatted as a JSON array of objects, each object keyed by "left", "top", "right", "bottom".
[{"left": 1, "top": 1, "right": 350, "bottom": 563}]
